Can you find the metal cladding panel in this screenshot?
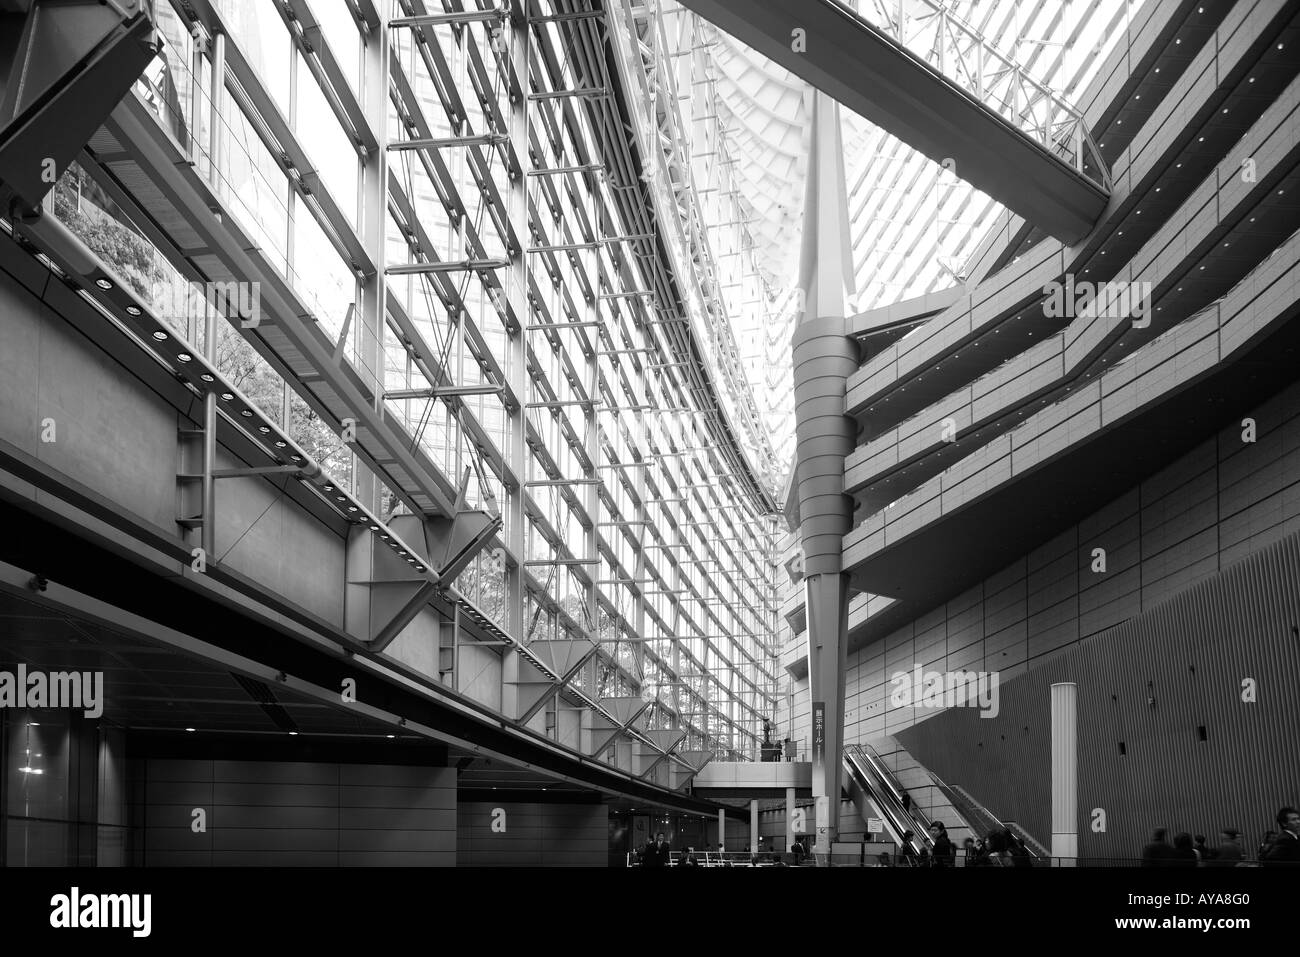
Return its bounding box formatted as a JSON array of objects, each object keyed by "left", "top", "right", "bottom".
[{"left": 897, "top": 528, "right": 1300, "bottom": 860}]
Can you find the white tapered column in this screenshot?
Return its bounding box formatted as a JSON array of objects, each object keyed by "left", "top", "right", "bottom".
[
  {"left": 1051, "top": 682, "right": 1078, "bottom": 866},
  {"left": 792, "top": 89, "right": 858, "bottom": 862}
]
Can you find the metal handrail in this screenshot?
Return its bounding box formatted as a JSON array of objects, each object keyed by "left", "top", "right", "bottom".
[
  {"left": 857, "top": 742, "right": 940, "bottom": 838},
  {"left": 844, "top": 745, "right": 931, "bottom": 857}
]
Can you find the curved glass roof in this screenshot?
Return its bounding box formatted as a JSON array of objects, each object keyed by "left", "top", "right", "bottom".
[{"left": 651, "top": 0, "right": 1144, "bottom": 484}]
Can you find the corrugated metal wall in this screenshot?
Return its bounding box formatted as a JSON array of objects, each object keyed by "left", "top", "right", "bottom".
[{"left": 897, "top": 528, "right": 1300, "bottom": 859}]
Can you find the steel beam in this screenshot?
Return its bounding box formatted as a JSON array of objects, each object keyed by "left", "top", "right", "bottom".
[{"left": 675, "top": 0, "right": 1108, "bottom": 243}]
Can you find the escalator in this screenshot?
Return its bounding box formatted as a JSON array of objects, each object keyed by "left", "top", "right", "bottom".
[
  {"left": 844, "top": 744, "right": 937, "bottom": 862},
  {"left": 934, "top": 776, "right": 1048, "bottom": 861}
]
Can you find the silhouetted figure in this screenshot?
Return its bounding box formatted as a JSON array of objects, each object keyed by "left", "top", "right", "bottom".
[
  {"left": 643, "top": 831, "right": 670, "bottom": 867},
  {"left": 898, "top": 831, "right": 918, "bottom": 866},
  {"left": 641, "top": 836, "right": 660, "bottom": 867},
  {"left": 986, "top": 828, "right": 1013, "bottom": 866},
  {"left": 1263, "top": 808, "right": 1300, "bottom": 865},
  {"left": 1258, "top": 831, "right": 1277, "bottom": 861},
  {"left": 1171, "top": 832, "right": 1198, "bottom": 867},
  {"left": 1142, "top": 828, "right": 1174, "bottom": 867},
  {"left": 791, "top": 838, "right": 806, "bottom": 866},
  {"left": 1212, "top": 830, "right": 1243, "bottom": 867},
  {"left": 1193, "top": 834, "right": 1213, "bottom": 866},
  {"left": 1008, "top": 831, "right": 1033, "bottom": 867},
  {"left": 900, "top": 791, "right": 912, "bottom": 813}
]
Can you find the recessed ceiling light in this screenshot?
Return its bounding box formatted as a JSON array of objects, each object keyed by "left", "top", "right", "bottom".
[
  {"left": 221, "top": 392, "right": 234, "bottom": 401},
  {"left": 240, "top": 409, "right": 253, "bottom": 417},
  {"left": 95, "top": 278, "right": 113, "bottom": 290},
  {"left": 125, "top": 305, "right": 142, "bottom": 316},
  {"left": 152, "top": 330, "right": 168, "bottom": 341}
]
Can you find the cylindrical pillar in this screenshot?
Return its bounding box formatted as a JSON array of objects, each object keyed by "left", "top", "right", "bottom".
[
  {"left": 717, "top": 808, "right": 725, "bottom": 853},
  {"left": 201, "top": 297, "right": 217, "bottom": 560},
  {"left": 750, "top": 799, "right": 759, "bottom": 854},
  {"left": 786, "top": 787, "right": 797, "bottom": 852},
  {"left": 1051, "top": 682, "right": 1078, "bottom": 866}
]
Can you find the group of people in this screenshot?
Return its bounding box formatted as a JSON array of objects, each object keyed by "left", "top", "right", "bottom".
[
  {"left": 634, "top": 832, "right": 810, "bottom": 867},
  {"left": 961, "top": 828, "right": 1034, "bottom": 867},
  {"left": 884, "top": 821, "right": 1031, "bottom": 867},
  {"left": 1141, "top": 806, "right": 1300, "bottom": 866}
]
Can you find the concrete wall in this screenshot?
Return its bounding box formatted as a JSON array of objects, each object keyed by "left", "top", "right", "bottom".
[
  {"left": 785, "top": 378, "right": 1300, "bottom": 753},
  {"left": 135, "top": 759, "right": 456, "bottom": 866},
  {"left": 457, "top": 801, "right": 607, "bottom": 866},
  {"left": 0, "top": 253, "right": 349, "bottom": 629}
]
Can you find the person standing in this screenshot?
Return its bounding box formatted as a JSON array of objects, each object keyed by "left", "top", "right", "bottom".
[
  {"left": 899, "top": 830, "right": 918, "bottom": 867},
  {"left": 929, "top": 821, "right": 956, "bottom": 867},
  {"left": 1212, "top": 829, "right": 1243, "bottom": 867},
  {"left": 1141, "top": 828, "right": 1174, "bottom": 867},
  {"left": 655, "top": 831, "right": 673, "bottom": 867},
  {"left": 640, "top": 834, "right": 659, "bottom": 867},
  {"left": 1193, "top": 835, "right": 1214, "bottom": 866},
  {"left": 791, "top": 837, "right": 806, "bottom": 866},
  {"left": 1171, "top": 832, "right": 1198, "bottom": 867},
  {"left": 1262, "top": 808, "right": 1300, "bottom": 865}
]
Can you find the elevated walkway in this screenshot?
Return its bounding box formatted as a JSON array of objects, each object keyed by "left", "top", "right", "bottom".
[
  {"left": 678, "top": 0, "right": 1109, "bottom": 242},
  {"left": 690, "top": 761, "right": 812, "bottom": 799}
]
